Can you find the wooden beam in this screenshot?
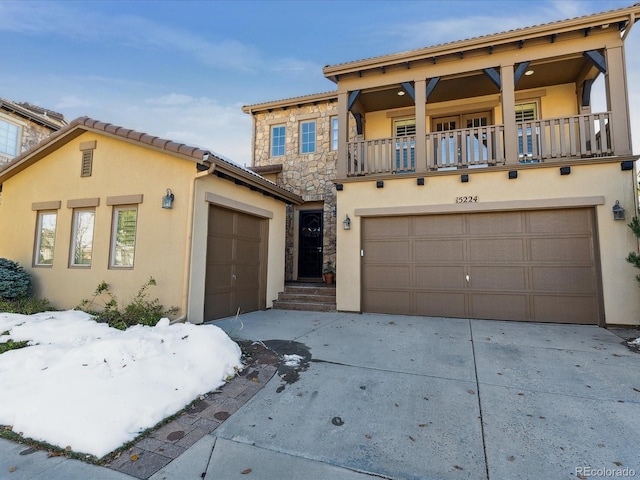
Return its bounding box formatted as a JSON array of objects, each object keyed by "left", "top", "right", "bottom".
[
  {"left": 484, "top": 68, "right": 501, "bottom": 89},
  {"left": 347, "top": 90, "right": 361, "bottom": 110},
  {"left": 584, "top": 50, "right": 606, "bottom": 74},
  {"left": 426, "top": 77, "right": 440, "bottom": 100},
  {"left": 514, "top": 61, "right": 531, "bottom": 85},
  {"left": 401, "top": 82, "right": 415, "bottom": 101}
]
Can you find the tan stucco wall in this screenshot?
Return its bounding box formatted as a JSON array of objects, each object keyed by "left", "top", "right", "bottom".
[
  {"left": 364, "top": 84, "right": 580, "bottom": 140},
  {"left": 188, "top": 175, "right": 288, "bottom": 324},
  {"left": 336, "top": 162, "right": 640, "bottom": 326},
  {"left": 0, "top": 132, "right": 194, "bottom": 314}
]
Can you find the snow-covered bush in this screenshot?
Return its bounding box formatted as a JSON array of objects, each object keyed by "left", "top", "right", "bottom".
[{"left": 0, "top": 258, "right": 31, "bottom": 300}]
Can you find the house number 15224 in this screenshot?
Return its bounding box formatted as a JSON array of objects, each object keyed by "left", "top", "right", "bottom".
[{"left": 455, "top": 196, "right": 478, "bottom": 203}]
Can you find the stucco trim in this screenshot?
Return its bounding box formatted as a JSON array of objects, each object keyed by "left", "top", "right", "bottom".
[
  {"left": 205, "top": 192, "right": 274, "bottom": 219},
  {"left": 31, "top": 201, "right": 61, "bottom": 211},
  {"left": 67, "top": 197, "right": 100, "bottom": 208},
  {"left": 354, "top": 196, "right": 605, "bottom": 217},
  {"left": 79, "top": 140, "right": 97, "bottom": 151},
  {"left": 106, "top": 194, "right": 144, "bottom": 206}
]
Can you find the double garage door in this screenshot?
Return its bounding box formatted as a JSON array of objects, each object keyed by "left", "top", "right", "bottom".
[
  {"left": 204, "top": 205, "right": 266, "bottom": 321},
  {"left": 362, "top": 208, "right": 602, "bottom": 324}
]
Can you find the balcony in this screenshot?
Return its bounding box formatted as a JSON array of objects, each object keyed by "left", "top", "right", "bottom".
[{"left": 346, "top": 112, "right": 613, "bottom": 176}]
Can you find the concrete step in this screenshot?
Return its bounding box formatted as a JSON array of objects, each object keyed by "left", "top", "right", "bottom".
[
  {"left": 277, "top": 293, "right": 336, "bottom": 304},
  {"left": 272, "top": 300, "right": 337, "bottom": 312},
  {"left": 283, "top": 285, "right": 336, "bottom": 297}
]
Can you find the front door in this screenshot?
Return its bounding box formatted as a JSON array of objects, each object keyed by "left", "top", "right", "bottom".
[{"left": 298, "top": 210, "right": 323, "bottom": 278}]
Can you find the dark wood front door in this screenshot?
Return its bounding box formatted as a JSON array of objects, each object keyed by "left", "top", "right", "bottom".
[{"left": 298, "top": 210, "right": 323, "bottom": 278}]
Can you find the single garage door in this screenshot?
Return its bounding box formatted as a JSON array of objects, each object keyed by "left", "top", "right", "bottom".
[
  {"left": 205, "top": 205, "right": 266, "bottom": 321},
  {"left": 362, "top": 208, "right": 601, "bottom": 324}
]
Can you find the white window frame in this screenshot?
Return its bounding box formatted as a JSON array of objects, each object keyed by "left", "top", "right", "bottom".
[
  {"left": 34, "top": 211, "right": 57, "bottom": 267},
  {"left": 70, "top": 208, "right": 95, "bottom": 267},
  {"left": 110, "top": 206, "right": 138, "bottom": 268},
  {"left": 300, "top": 120, "right": 316, "bottom": 154},
  {"left": 271, "top": 125, "right": 286, "bottom": 157},
  {"left": 0, "top": 114, "right": 23, "bottom": 159},
  {"left": 330, "top": 116, "right": 339, "bottom": 151}
]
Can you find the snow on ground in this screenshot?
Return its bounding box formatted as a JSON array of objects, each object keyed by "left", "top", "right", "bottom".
[{"left": 0, "top": 310, "right": 242, "bottom": 458}]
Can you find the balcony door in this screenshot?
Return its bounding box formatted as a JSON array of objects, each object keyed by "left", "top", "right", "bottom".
[
  {"left": 394, "top": 118, "right": 415, "bottom": 172},
  {"left": 432, "top": 112, "right": 492, "bottom": 169}
]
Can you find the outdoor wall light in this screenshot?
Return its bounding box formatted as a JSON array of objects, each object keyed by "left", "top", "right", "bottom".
[
  {"left": 343, "top": 214, "right": 351, "bottom": 230},
  {"left": 613, "top": 200, "right": 625, "bottom": 221},
  {"left": 162, "top": 189, "right": 175, "bottom": 209}
]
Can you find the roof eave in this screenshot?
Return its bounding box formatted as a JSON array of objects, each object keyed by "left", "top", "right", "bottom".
[{"left": 323, "top": 3, "right": 640, "bottom": 78}]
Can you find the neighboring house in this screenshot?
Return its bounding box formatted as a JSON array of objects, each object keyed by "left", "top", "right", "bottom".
[
  {"left": 0, "top": 117, "right": 302, "bottom": 323},
  {"left": 245, "top": 4, "right": 640, "bottom": 326},
  {"left": 0, "top": 97, "right": 66, "bottom": 165}
]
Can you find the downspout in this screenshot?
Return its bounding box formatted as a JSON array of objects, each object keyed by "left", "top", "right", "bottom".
[
  {"left": 622, "top": 13, "right": 636, "bottom": 42},
  {"left": 171, "top": 159, "right": 216, "bottom": 324}
]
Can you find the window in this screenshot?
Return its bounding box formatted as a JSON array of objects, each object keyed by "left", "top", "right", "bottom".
[
  {"left": 300, "top": 121, "right": 316, "bottom": 154},
  {"left": 516, "top": 102, "right": 540, "bottom": 161},
  {"left": 331, "top": 117, "right": 339, "bottom": 151},
  {"left": 394, "top": 118, "right": 415, "bottom": 171},
  {"left": 34, "top": 212, "right": 57, "bottom": 266},
  {"left": 70, "top": 209, "right": 95, "bottom": 266},
  {"left": 271, "top": 125, "right": 285, "bottom": 157},
  {"left": 110, "top": 207, "right": 137, "bottom": 268},
  {"left": 0, "top": 118, "right": 20, "bottom": 157}
]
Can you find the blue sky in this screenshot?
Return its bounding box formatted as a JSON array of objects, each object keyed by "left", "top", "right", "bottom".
[{"left": 1, "top": 0, "right": 638, "bottom": 165}]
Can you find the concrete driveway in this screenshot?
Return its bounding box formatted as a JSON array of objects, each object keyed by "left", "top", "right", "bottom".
[{"left": 209, "top": 310, "right": 640, "bottom": 480}]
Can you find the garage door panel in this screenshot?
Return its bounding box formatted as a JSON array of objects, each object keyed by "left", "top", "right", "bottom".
[
  {"left": 208, "top": 207, "right": 235, "bottom": 235},
  {"left": 530, "top": 237, "right": 593, "bottom": 263},
  {"left": 205, "top": 266, "right": 233, "bottom": 290},
  {"left": 533, "top": 296, "right": 598, "bottom": 324},
  {"left": 207, "top": 236, "right": 233, "bottom": 261},
  {"left": 415, "top": 292, "right": 465, "bottom": 317},
  {"left": 236, "top": 213, "right": 262, "bottom": 237},
  {"left": 364, "top": 265, "right": 410, "bottom": 288},
  {"left": 364, "top": 217, "right": 410, "bottom": 237},
  {"left": 467, "top": 211, "right": 523, "bottom": 235},
  {"left": 416, "top": 266, "right": 465, "bottom": 288},
  {"left": 531, "top": 267, "right": 595, "bottom": 293},
  {"left": 468, "top": 238, "right": 525, "bottom": 262},
  {"left": 237, "top": 239, "right": 262, "bottom": 262},
  {"left": 528, "top": 209, "right": 592, "bottom": 234},
  {"left": 469, "top": 266, "right": 526, "bottom": 290},
  {"left": 365, "top": 241, "right": 410, "bottom": 262},
  {"left": 413, "top": 215, "right": 464, "bottom": 236},
  {"left": 364, "top": 290, "right": 412, "bottom": 315},
  {"left": 470, "top": 294, "right": 528, "bottom": 320},
  {"left": 362, "top": 208, "right": 600, "bottom": 324},
  {"left": 414, "top": 240, "right": 464, "bottom": 262}
]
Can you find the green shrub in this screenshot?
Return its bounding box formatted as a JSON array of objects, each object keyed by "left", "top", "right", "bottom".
[
  {"left": 77, "top": 278, "right": 178, "bottom": 330},
  {"left": 0, "top": 258, "right": 31, "bottom": 300},
  {"left": 0, "top": 297, "right": 51, "bottom": 314}
]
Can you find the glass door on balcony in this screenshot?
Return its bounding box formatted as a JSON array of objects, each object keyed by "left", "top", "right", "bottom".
[
  {"left": 463, "top": 113, "right": 490, "bottom": 167},
  {"left": 394, "top": 118, "right": 415, "bottom": 172},
  {"left": 516, "top": 102, "right": 540, "bottom": 162},
  {"left": 434, "top": 116, "right": 459, "bottom": 170}
]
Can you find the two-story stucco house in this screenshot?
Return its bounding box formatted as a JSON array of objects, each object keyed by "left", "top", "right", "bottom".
[
  {"left": 1, "top": 97, "right": 66, "bottom": 165},
  {"left": 245, "top": 4, "right": 640, "bottom": 326}
]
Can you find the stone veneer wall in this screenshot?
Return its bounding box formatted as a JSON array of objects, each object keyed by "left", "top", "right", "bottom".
[
  {"left": 252, "top": 100, "right": 355, "bottom": 280},
  {"left": 0, "top": 110, "right": 59, "bottom": 165}
]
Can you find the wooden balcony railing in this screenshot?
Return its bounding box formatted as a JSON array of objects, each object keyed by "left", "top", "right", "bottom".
[{"left": 346, "top": 112, "right": 613, "bottom": 176}]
